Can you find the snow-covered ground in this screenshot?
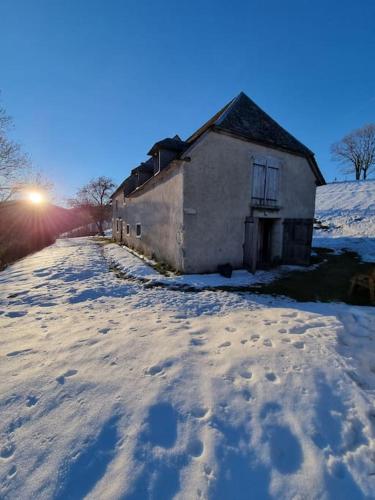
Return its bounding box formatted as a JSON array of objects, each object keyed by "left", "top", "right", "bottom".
[
  {"left": 314, "top": 180, "right": 375, "bottom": 262},
  {"left": 1, "top": 238, "right": 374, "bottom": 499},
  {"left": 104, "top": 243, "right": 301, "bottom": 289}
]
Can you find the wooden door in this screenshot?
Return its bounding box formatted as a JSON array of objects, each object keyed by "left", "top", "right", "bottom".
[
  {"left": 243, "top": 218, "right": 258, "bottom": 272},
  {"left": 282, "top": 219, "right": 313, "bottom": 265}
]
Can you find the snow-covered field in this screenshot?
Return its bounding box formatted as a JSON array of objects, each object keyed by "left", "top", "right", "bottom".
[
  {"left": 1, "top": 237, "right": 374, "bottom": 499},
  {"left": 314, "top": 180, "right": 375, "bottom": 262}
]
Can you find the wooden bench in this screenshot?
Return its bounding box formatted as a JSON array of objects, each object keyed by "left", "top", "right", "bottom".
[{"left": 349, "top": 267, "right": 375, "bottom": 304}]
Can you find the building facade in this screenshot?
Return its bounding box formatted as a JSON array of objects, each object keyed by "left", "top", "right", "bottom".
[{"left": 112, "top": 92, "right": 325, "bottom": 274}]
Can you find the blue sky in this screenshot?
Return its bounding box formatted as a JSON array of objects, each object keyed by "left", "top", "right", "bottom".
[{"left": 1, "top": 0, "right": 374, "bottom": 203}]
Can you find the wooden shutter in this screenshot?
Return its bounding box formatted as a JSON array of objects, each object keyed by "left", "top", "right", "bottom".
[
  {"left": 265, "top": 165, "right": 279, "bottom": 204},
  {"left": 252, "top": 163, "right": 266, "bottom": 203}
]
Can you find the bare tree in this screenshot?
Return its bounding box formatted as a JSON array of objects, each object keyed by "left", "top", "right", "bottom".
[
  {"left": 331, "top": 124, "right": 375, "bottom": 180},
  {"left": 69, "top": 176, "right": 115, "bottom": 235},
  {"left": 0, "top": 98, "right": 31, "bottom": 201}
]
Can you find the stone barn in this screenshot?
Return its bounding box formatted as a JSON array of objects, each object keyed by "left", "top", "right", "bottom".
[{"left": 111, "top": 92, "right": 325, "bottom": 273}]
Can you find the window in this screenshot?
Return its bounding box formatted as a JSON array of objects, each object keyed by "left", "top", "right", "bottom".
[
  {"left": 115, "top": 199, "right": 118, "bottom": 210},
  {"left": 136, "top": 223, "right": 141, "bottom": 237},
  {"left": 126, "top": 224, "right": 130, "bottom": 235},
  {"left": 251, "top": 156, "right": 280, "bottom": 207}
]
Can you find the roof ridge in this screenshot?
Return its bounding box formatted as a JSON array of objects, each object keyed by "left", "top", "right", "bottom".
[
  {"left": 215, "top": 92, "right": 243, "bottom": 126},
  {"left": 186, "top": 94, "right": 239, "bottom": 143}
]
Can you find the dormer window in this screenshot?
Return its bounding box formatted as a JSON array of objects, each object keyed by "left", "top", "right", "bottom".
[{"left": 251, "top": 156, "right": 280, "bottom": 208}]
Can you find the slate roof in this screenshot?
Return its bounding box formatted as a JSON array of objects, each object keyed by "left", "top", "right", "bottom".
[
  {"left": 112, "top": 91, "right": 324, "bottom": 198},
  {"left": 147, "top": 135, "right": 189, "bottom": 156},
  {"left": 187, "top": 91, "right": 325, "bottom": 185},
  {"left": 189, "top": 92, "right": 310, "bottom": 155},
  {"left": 131, "top": 158, "right": 154, "bottom": 175}
]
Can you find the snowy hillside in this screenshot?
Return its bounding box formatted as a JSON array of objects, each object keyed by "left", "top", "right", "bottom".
[
  {"left": 1, "top": 238, "right": 375, "bottom": 499},
  {"left": 314, "top": 180, "right": 375, "bottom": 262}
]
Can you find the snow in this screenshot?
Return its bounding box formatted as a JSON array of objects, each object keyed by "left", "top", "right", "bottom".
[
  {"left": 1, "top": 237, "right": 374, "bottom": 499},
  {"left": 314, "top": 180, "right": 375, "bottom": 262},
  {"left": 104, "top": 243, "right": 290, "bottom": 289}
]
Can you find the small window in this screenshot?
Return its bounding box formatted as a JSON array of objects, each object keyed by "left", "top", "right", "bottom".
[
  {"left": 115, "top": 199, "right": 118, "bottom": 210},
  {"left": 126, "top": 224, "right": 130, "bottom": 235},
  {"left": 116, "top": 219, "right": 119, "bottom": 231},
  {"left": 136, "top": 223, "right": 141, "bottom": 237}
]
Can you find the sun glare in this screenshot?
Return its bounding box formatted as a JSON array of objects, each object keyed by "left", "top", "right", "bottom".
[{"left": 28, "top": 191, "right": 45, "bottom": 204}]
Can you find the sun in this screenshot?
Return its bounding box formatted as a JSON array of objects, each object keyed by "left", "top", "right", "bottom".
[{"left": 27, "top": 191, "right": 45, "bottom": 204}]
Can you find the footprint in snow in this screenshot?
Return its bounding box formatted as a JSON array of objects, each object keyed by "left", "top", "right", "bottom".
[
  {"left": 241, "top": 388, "right": 252, "bottom": 401},
  {"left": 98, "top": 327, "right": 110, "bottom": 335},
  {"left": 225, "top": 326, "right": 237, "bottom": 333},
  {"left": 191, "top": 407, "right": 209, "bottom": 419},
  {"left": 26, "top": 395, "right": 38, "bottom": 407},
  {"left": 265, "top": 372, "right": 278, "bottom": 383},
  {"left": 145, "top": 359, "right": 173, "bottom": 376},
  {"left": 6, "top": 348, "right": 33, "bottom": 357},
  {"left": 7, "top": 464, "right": 17, "bottom": 478},
  {"left": 288, "top": 321, "right": 326, "bottom": 335},
  {"left": 293, "top": 341, "right": 305, "bottom": 350},
  {"left": 0, "top": 442, "right": 16, "bottom": 459},
  {"left": 56, "top": 369, "right": 78, "bottom": 384},
  {"left": 240, "top": 369, "right": 253, "bottom": 379},
  {"left": 187, "top": 439, "right": 204, "bottom": 457},
  {"left": 5, "top": 311, "right": 28, "bottom": 318},
  {"left": 191, "top": 338, "right": 206, "bottom": 346},
  {"left": 251, "top": 334, "right": 260, "bottom": 342},
  {"left": 263, "top": 339, "right": 273, "bottom": 347},
  {"left": 145, "top": 364, "right": 164, "bottom": 376},
  {"left": 218, "top": 341, "right": 231, "bottom": 348}
]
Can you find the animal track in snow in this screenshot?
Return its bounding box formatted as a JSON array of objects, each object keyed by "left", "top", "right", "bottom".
[
  {"left": 251, "top": 334, "right": 260, "bottom": 342},
  {"left": 98, "top": 327, "right": 110, "bottom": 335},
  {"left": 263, "top": 339, "right": 273, "bottom": 347},
  {"left": 56, "top": 369, "right": 78, "bottom": 384}
]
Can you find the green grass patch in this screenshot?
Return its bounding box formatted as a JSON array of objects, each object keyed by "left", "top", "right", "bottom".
[
  {"left": 252, "top": 248, "right": 374, "bottom": 305},
  {"left": 151, "top": 260, "right": 181, "bottom": 277}
]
